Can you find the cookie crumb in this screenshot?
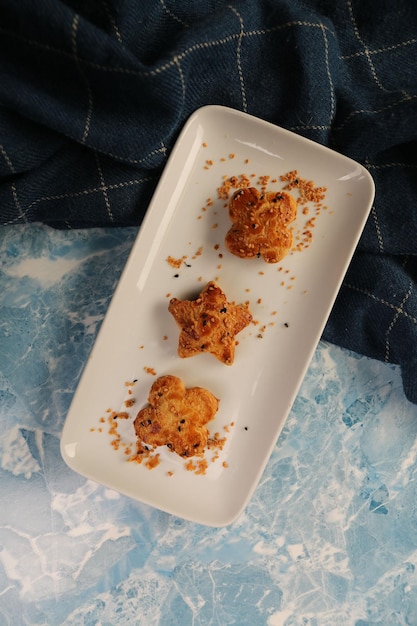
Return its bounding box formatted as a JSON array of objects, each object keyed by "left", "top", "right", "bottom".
[{"left": 166, "top": 256, "right": 183, "bottom": 269}]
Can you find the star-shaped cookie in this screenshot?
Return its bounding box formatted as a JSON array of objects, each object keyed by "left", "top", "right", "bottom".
[
  {"left": 225, "top": 187, "right": 297, "bottom": 263},
  {"left": 134, "top": 375, "right": 218, "bottom": 458},
  {"left": 168, "top": 281, "right": 253, "bottom": 365}
]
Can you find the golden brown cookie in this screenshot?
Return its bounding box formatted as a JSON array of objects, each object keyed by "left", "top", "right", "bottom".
[
  {"left": 134, "top": 375, "right": 219, "bottom": 457},
  {"left": 225, "top": 187, "right": 297, "bottom": 263},
  {"left": 168, "top": 281, "right": 253, "bottom": 365}
]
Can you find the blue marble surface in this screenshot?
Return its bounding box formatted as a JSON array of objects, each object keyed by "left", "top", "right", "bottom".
[{"left": 1, "top": 223, "right": 417, "bottom": 626}]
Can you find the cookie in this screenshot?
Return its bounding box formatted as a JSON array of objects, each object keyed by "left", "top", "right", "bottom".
[
  {"left": 225, "top": 187, "right": 297, "bottom": 263},
  {"left": 168, "top": 281, "right": 253, "bottom": 365},
  {"left": 134, "top": 375, "right": 219, "bottom": 458}
]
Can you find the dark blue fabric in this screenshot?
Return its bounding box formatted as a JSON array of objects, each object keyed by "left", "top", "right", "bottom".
[{"left": 1, "top": 0, "right": 416, "bottom": 403}]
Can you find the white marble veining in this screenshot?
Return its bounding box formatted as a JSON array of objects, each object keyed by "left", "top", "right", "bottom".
[{"left": 1, "top": 224, "right": 417, "bottom": 625}]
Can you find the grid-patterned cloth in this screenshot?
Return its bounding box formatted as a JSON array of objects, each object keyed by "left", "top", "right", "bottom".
[{"left": 1, "top": 0, "right": 416, "bottom": 403}]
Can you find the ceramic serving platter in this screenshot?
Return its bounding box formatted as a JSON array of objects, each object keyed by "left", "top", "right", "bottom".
[{"left": 60, "top": 105, "right": 375, "bottom": 526}]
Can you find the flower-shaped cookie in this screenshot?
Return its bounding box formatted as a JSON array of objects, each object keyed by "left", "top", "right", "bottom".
[
  {"left": 134, "top": 375, "right": 219, "bottom": 457},
  {"left": 168, "top": 281, "right": 253, "bottom": 365},
  {"left": 225, "top": 187, "right": 297, "bottom": 263}
]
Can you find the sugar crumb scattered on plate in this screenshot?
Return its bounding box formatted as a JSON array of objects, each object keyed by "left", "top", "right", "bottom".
[{"left": 166, "top": 255, "right": 183, "bottom": 269}]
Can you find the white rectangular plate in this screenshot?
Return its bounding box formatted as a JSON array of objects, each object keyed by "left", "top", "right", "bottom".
[{"left": 60, "top": 105, "right": 374, "bottom": 526}]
